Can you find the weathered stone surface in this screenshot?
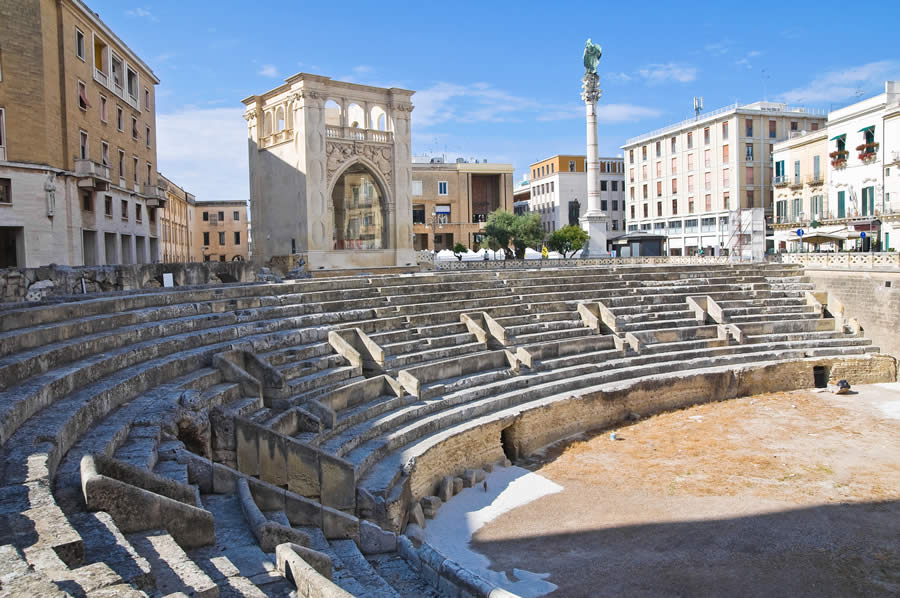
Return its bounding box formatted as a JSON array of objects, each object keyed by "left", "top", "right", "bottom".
[
  {"left": 453, "top": 477, "right": 464, "bottom": 495},
  {"left": 359, "top": 520, "right": 398, "bottom": 555},
  {"left": 438, "top": 476, "right": 454, "bottom": 502},
  {"left": 408, "top": 502, "right": 426, "bottom": 529},
  {"left": 462, "top": 469, "right": 478, "bottom": 488}
]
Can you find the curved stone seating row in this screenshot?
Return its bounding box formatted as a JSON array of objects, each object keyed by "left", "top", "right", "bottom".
[{"left": 0, "top": 262, "right": 888, "bottom": 596}]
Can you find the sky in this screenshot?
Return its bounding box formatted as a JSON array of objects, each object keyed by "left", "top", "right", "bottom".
[{"left": 90, "top": 0, "right": 900, "bottom": 202}]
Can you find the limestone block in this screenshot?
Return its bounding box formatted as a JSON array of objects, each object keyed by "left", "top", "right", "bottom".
[
  {"left": 482, "top": 462, "right": 494, "bottom": 473},
  {"left": 258, "top": 429, "right": 287, "bottom": 487},
  {"left": 423, "top": 506, "right": 438, "bottom": 520},
  {"left": 234, "top": 419, "right": 259, "bottom": 477},
  {"left": 398, "top": 534, "right": 421, "bottom": 569},
  {"left": 408, "top": 502, "right": 426, "bottom": 528},
  {"left": 473, "top": 469, "right": 486, "bottom": 483},
  {"left": 318, "top": 453, "right": 355, "bottom": 512},
  {"left": 439, "top": 476, "right": 454, "bottom": 502},
  {"left": 462, "top": 469, "right": 477, "bottom": 488},
  {"left": 421, "top": 496, "right": 442, "bottom": 511},
  {"left": 284, "top": 491, "right": 322, "bottom": 528},
  {"left": 321, "top": 506, "right": 360, "bottom": 541},
  {"left": 453, "top": 477, "right": 464, "bottom": 495},
  {"left": 276, "top": 542, "right": 333, "bottom": 581},
  {"left": 285, "top": 441, "right": 320, "bottom": 499},
  {"left": 358, "top": 520, "right": 398, "bottom": 555}
]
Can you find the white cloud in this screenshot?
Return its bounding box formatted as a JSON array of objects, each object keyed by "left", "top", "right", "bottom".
[
  {"left": 535, "top": 103, "right": 661, "bottom": 122},
  {"left": 126, "top": 7, "right": 158, "bottom": 22},
  {"left": 704, "top": 41, "right": 730, "bottom": 56},
  {"left": 258, "top": 64, "right": 278, "bottom": 78},
  {"left": 606, "top": 72, "right": 633, "bottom": 83},
  {"left": 637, "top": 63, "right": 697, "bottom": 84},
  {"left": 157, "top": 108, "right": 248, "bottom": 202},
  {"left": 747, "top": 50, "right": 762, "bottom": 58},
  {"left": 352, "top": 65, "right": 374, "bottom": 74},
  {"left": 412, "top": 81, "right": 661, "bottom": 129},
  {"left": 779, "top": 60, "right": 900, "bottom": 104}
]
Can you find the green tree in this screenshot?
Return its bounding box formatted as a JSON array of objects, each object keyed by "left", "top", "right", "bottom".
[
  {"left": 483, "top": 210, "right": 545, "bottom": 259},
  {"left": 483, "top": 210, "right": 518, "bottom": 259},
  {"left": 546, "top": 225, "right": 589, "bottom": 258},
  {"left": 512, "top": 212, "right": 544, "bottom": 259},
  {"left": 452, "top": 242, "right": 467, "bottom": 261}
]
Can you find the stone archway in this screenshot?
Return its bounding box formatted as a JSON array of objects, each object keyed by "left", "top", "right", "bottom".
[{"left": 330, "top": 162, "right": 391, "bottom": 250}]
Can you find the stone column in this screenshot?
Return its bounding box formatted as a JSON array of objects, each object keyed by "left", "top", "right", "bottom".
[{"left": 580, "top": 72, "right": 609, "bottom": 256}]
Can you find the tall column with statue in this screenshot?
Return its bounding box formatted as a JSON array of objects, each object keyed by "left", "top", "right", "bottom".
[{"left": 580, "top": 39, "right": 609, "bottom": 256}]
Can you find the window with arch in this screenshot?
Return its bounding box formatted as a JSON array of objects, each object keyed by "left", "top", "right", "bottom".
[
  {"left": 324, "top": 100, "right": 342, "bottom": 127},
  {"left": 264, "top": 112, "right": 273, "bottom": 136},
  {"left": 370, "top": 105, "right": 387, "bottom": 131},
  {"left": 347, "top": 103, "right": 365, "bottom": 129},
  {"left": 332, "top": 163, "right": 389, "bottom": 250},
  {"left": 275, "top": 107, "right": 285, "bottom": 132}
]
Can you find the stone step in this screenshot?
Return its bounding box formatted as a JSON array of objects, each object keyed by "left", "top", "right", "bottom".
[
  {"left": 154, "top": 459, "right": 190, "bottom": 486},
  {"left": 330, "top": 539, "right": 402, "bottom": 598},
  {"left": 113, "top": 424, "right": 160, "bottom": 472},
  {"left": 127, "top": 529, "right": 219, "bottom": 598},
  {"left": 385, "top": 341, "right": 487, "bottom": 371},
  {"left": 190, "top": 494, "right": 294, "bottom": 597},
  {"left": 287, "top": 375, "right": 367, "bottom": 407},
  {"left": 69, "top": 510, "right": 154, "bottom": 591},
  {"left": 276, "top": 354, "right": 347, "bottom": 381},
  {"left": 292, "top": 528, "right": 370, "bottom": 597},
  {"left": 286, "top": 365, "right": 363, "bottom": 396},
  {"left": 366, "top": 552, "right": 444, "bottom": 598},
  {"left": 319, "top": 395, "right": 411, "bottom": 455},
  {"left": 510, "top": 326, "right": 595, "bottom": 345},
  {"left": 382, "top": 332, "right": 475, "bottom": 357},
  {"left": 621, "top": 317, "right": 703, "bottom": 333}
]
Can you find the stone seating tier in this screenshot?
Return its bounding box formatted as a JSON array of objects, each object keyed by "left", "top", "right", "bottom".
[{"left": 1, "top": 262, "right": 893, "bottom": 597}]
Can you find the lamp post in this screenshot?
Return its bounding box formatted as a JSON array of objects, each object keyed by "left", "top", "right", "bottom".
[{"left": 427, "top": 208, "right": 443, "bottom": 251}]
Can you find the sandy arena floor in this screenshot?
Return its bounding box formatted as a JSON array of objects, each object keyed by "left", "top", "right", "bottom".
[{"left": 469, "top": 384, "right": 900, "bottom": 597}]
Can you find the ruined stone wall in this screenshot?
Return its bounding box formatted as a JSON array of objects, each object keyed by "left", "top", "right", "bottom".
[
  {"left": 406, "top": 355, "right": 897, "bottom": 505},
  {"left": 0, "top": 261, "right": 261, "bottom": 303},
  {"left": 804, "top": 270, "right": 900, "bottom": 361}
]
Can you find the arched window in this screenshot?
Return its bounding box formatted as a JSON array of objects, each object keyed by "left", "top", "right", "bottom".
[
  {"left": 264, "top": 112, "right": 273, "bottom": 136},
  {"left": 324, "top": 100, "right": 341, "bottom": 127},
  {"left": 275, "top": 107, "right": 285, "bottom": 132},
  {"left": 370, "top": 105, "right": 387, "bottom": 131},
  {"left": 332, "top": 163, "right": 389, "bottom": 250},
  {"left": 347, "top": 103, "right": 364, "bottom": 128}
]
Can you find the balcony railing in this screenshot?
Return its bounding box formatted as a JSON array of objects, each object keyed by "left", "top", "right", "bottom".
[
  {"left": 773, "top": 175, "right": 789, "bottom": 186},
  {"left": 806, "top": 174, "right": 824, "bottom": 186},
  {"left": 325, "top": 126, "right": 393, "bottom": 144},
  {"left": 75, "top": 159, "right": 111, "bottom": 180},
  {"left": 93, "top": 68, "right": 108, "bottom": 87},
  {"left": 789, "top": 176, "right": 803, "bottom": 189}
]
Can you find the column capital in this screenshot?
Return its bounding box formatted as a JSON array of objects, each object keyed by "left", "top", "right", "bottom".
[{"left": 581, "top": 73, "right": 602, "bottom": 104}]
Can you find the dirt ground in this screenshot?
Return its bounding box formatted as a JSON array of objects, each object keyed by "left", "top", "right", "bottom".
[{"left": 471, "top": 384, "right": 900, "bottom": 597}]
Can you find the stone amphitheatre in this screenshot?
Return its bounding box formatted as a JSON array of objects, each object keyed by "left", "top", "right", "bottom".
[{"left": 0, "top": 261, "right": 896, "bottom": 597}]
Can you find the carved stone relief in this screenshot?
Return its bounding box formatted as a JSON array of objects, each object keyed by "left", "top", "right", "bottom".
[{"left": 326, "top": 141, "right": 394, "bottom": 191}]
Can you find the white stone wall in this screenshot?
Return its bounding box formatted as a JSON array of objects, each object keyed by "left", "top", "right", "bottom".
[{"left": 0, "top": 163, "right": 158, "bottom": 266}]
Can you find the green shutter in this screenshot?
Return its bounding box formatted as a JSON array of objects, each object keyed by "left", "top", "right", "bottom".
[{"left": 838, "top": 191, "right": 845, "bottom": 218}]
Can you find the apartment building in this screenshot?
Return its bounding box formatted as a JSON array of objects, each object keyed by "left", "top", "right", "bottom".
[
  {"left": 0, "top": 0, "right": 163, "bottom": 267},
  {"left": 158, "top": 173, "right": 196, "bottom": 262},
  {"left": 526, "top": 154, "right": 625, "bottom": 240},
  {"left": 622, "top": 102, "right": 826, "bottom": 256},
  {"left": 193, "top": 201, "right": 249, "bottom": 262},
  {"left": 772, "top": 81, "right": 900, "bottom": 252},
  {"left": 410, "top": 158, "right": 514, "bottom": 251}
]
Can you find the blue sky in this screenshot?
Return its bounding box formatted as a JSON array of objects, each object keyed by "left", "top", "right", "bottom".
[{"left": 93, "top": 0, "right": 900, "bottom": 202}]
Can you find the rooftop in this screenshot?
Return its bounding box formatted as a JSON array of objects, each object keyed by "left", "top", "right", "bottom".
[{"left": 624, "top": 101, "right": 825, "bottom": 147}]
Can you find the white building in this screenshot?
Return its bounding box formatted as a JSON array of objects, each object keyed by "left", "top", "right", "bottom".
[
  {"left": 525, "top": 154, "right": 625, "bottom": 242},
  {"left": 773, "top": 81, "right": 900, "bottom": 252},
  {"left": 623, "top": 102, "right": 826, "bottom": 258}
]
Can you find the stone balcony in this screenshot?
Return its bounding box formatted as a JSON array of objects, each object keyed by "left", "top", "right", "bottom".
[
  {"left": 75, "top": 159, "right": 111, "bottom": 191},
  {"left": 141, "top": 183, "right": 167, "bottom": 207},
  {"left": 325, "top": 126, "right": 393, "bottom": 144},
  {"left": 259, "top": 128, "right": 295, "bottom": 149}
]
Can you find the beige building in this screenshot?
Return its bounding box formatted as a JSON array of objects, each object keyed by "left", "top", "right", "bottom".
[
  {"left": 623, "top": 102, "right": 826, "bottom": 256},
  {"left": 243, "top": 74, "right": 415, "bottom": 271},
  {"left": 410, "top": 158, "right": 514, "bottom": 251},
  {"left": 193, "top": 200, "right": 249, "bottom": 262},
  {"left": 0, "top": 0, "right": 163, "bottom": 267},
  {"left": 158, "top": 173, "right": 196, "bottom": 262}
]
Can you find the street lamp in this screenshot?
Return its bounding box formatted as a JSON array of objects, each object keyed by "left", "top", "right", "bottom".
[{"left": 427, "top": 208, "right": 443, "bottom": 251}]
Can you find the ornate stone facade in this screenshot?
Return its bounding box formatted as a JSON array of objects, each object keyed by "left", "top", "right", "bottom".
[{"left": 242, "top": 74, "right": 416, "bottom": 271}]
